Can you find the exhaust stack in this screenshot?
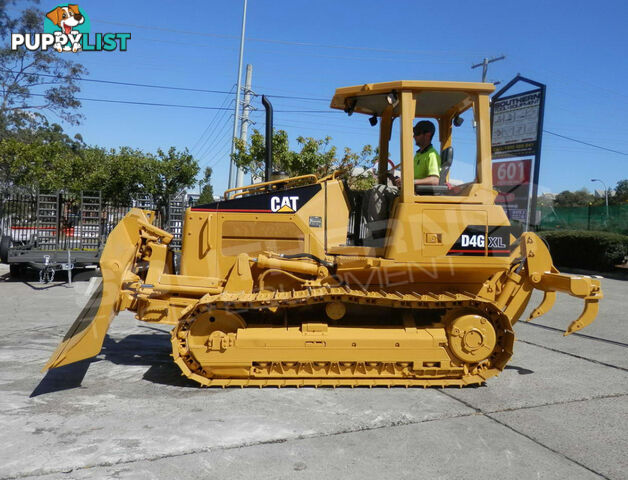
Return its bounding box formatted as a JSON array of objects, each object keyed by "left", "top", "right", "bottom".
[{"left": 262, "top": 95, "right": 273, "bottom": 183}]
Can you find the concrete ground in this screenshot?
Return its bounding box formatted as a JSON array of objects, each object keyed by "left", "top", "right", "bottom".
[{"left": 0, "top": 265, "right": 626, "bottom": 480}]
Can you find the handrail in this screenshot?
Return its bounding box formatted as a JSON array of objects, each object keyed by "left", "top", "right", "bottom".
[
  {"left": 317, "top": 169, "right": 345, "bottom": 183},
  {"left": 223, "top": 174, "right": 318, "bottom": 199}
]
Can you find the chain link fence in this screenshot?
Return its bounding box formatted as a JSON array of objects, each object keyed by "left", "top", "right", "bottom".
[{"left": 537, "top": 205, "right": 628, "bottom": 235}]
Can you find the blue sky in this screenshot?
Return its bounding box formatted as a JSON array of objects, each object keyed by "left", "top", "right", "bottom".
[{"left": 12, "top": 0, "right": 628, "bottom": 196}]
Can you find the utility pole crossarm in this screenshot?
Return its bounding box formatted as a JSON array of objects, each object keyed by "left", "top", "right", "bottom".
[{"left": 472, "top": 55, "right": 506, "bottom": 82}]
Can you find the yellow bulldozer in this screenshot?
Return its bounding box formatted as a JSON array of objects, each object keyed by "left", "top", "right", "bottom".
[{"left": 44, "top": 80, "right": 602, "bottom": 387}]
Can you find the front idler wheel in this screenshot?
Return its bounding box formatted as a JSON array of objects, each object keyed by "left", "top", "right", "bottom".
[{"left": 446, "top": 309, "right": 497, "bottom": 364}]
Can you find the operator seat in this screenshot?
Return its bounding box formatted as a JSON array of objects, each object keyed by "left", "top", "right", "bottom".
[{"left": 361, "top": 184, "right": 399, "bottom": 247}]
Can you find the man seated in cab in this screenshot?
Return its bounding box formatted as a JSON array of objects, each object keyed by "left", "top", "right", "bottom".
[
  {"left": 394, "top": 120, "right": 441, "bottom": 188},
  {"left": 412, "top": 120, "right": 441, "bottom": 186}
]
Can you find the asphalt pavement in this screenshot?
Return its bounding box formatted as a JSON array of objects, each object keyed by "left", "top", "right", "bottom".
[{"left": 0, "top": 264, "right": 626, "bottom": 480}]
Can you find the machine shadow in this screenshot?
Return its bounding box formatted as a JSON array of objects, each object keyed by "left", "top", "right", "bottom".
[
  {"left": 100, "top": 329, "right": 200, "bottom": 388},
  {"left": 505, "top": 365, "right": 535, "bottom": 375},
  {"left": 32, "top": 328, "right": 199, "bottom": 396},
  {"left": 30, "top": 359, "right": 92, "bottom": 397},
  {"left": 23, "top": 281, "right": 68, "bottom": 291}
]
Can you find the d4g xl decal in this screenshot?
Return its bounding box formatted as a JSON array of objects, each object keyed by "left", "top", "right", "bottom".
[{"left": 447, "top": 225, "right": 510, "bottom": 257}]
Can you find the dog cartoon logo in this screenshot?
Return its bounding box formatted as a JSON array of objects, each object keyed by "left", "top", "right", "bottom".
[
  {"left": 45, "top": 4, "right": 86, "bottom": 52},
  {"left": 11, "top": 6, "right": 129, "bottom": 52}
]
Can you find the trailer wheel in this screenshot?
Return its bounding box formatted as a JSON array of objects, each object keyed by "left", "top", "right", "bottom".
[{"left": 0, "top": 235, "right": 10, "bottom": 264}]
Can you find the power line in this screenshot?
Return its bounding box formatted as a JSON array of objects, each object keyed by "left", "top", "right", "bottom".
[
  {"left": 0, "top": 68, "right": 235, "bottom": 95},
  {"left": 264, "top": 116, "right": 376, "bottom": 133},
  {"left": 194, "top": 108, "right": 234, "bottom": 160},
  {"left": 19, "top": 87, "right": 627, "bottom": 156},
  {"left": 204, "top": 138, "right": 232, "bottom": 167},
  {"left": 544, "top": 130, "right": 627, "bottom": 156},
  {"left": 197, "top": 114, "right": 234, "bottom": 163},
  {"left": 190, "top": 86, "right": 236, "bottom": 154},
  {"left": 275, "top": 109, "right": 337, "bottom": 113},
  {"left": 24, "top": 92, "right": 233, "bottom": 111},
  {"left": 1, "top": 69, "right": 329, "bottom": 102},
  {"left": 127, "top": 36, "right": 471, "bottom": 66},
  {"left": 259, "top": 94, "right": 327, "bottom": 102},
  {"left": 205, "top": 136, "right": 235, "bottom": 168},
  {"left": 24, "top": 91, "right": 332, "bottom": 113},
  {"left": 95, "top": 19, "right": 485, "bottom": 57},
  {"left": 508, "top": 55, "right": 628, "bottom": 102},
  {"left": 273, "top": 122, "right": 374, "bottom": 137}
]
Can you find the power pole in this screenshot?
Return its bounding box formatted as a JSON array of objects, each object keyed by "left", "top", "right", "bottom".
[
  {"left": 228, "top": 0, "right": 248, "bottom": 190},
  {"left": 236, "top": 64, "right": 253, "bottom": 188},
  {"left": 472, "top": 55, "right": 505, "bottom": 82}
]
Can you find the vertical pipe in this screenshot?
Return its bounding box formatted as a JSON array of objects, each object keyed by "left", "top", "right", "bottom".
[
  {"left": 262, "top": 95, "right": 273, "bottom": 183},
  {"left": 528, "top": 82, "right": 546, "bottom": 231},
  {"left": 66, "top": 249, "right": 72, "bottom": 286},
  {"left": 228, "top": 0, "right": 248, "bottom": 189},
  {"left": 55, "top": 192, "right": 60, "bottom": 251},
  {"left": 35, "top": 191, "right": 40, "bottom": 248}
]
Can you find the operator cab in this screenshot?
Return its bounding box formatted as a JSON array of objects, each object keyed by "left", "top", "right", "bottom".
[{"left": 330, "top": 81, "right": 496, "bottom": 247}]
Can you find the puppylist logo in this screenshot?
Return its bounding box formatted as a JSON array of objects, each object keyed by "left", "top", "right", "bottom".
[{"left": 11, "top": 4, "right": 131, "bottom": 53}]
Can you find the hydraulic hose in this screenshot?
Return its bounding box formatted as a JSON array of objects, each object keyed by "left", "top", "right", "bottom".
[{"left": 278, "top": 253, "right": 335, "bottom": 269}]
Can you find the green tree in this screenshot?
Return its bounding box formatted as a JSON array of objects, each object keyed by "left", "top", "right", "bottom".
[
  {"left": 89, "top": 147, "right": 199, "bottom": 210},
  {"left": 197, "top": 167, "right": 214, "bottom": 204},
  {"left": 82, "top": 146, "right": 154, "bottom": 205},
  {"left": 0, "top": 1, "right": 87, "bottom": 137},
  {"left": 232, "top": 129, "right": 376, "bottom": 188},
  {"left": 287, "top": 135, "right": 336, "bottom": 177},
  {"left": 145, "top": 147, "right": 199, "bottom": 222},
  {"left": 536, "top": 194, "right": 555, "bottom": 208},
  {"left": 337, "top": 144, "right": 377, "bottom": 190},
  {"left": 232, "top": 129, "right": 294, "bottom": 179},
  {"left": 0, "top": 1, "right": 88, "bottom": 195},
  {"left": 0, "top": 138, "right": 200, "bottom": 209},
  {"left": 612, "top": 179, "right": 628, "bottom": 204},
  {"left": 553, "top": 188, "right": 595, "bottom": 207},
  {"left": 0, "top": 130, "right": 84, "bottom": 195}
]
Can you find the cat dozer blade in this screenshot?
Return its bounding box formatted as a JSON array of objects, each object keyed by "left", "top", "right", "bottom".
[{"left": 43, "top": 209, "right": 170, "bottom": 371}]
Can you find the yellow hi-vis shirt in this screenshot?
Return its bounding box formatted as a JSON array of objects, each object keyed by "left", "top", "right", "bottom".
[{"left": 414, "top": 145, "right": 441, "bottom": 180}]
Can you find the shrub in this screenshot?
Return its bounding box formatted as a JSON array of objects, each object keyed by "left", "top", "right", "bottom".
[{"left": 538, "top": 230, "right": 628, "bottom": 271}]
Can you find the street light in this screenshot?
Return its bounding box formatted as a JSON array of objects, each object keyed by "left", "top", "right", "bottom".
[
  {"left": 228, "top": 0, "right": 248, "bottom": 190},
  {"left": 590, "top": 178, "right": 609, "bottom": 222}
]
